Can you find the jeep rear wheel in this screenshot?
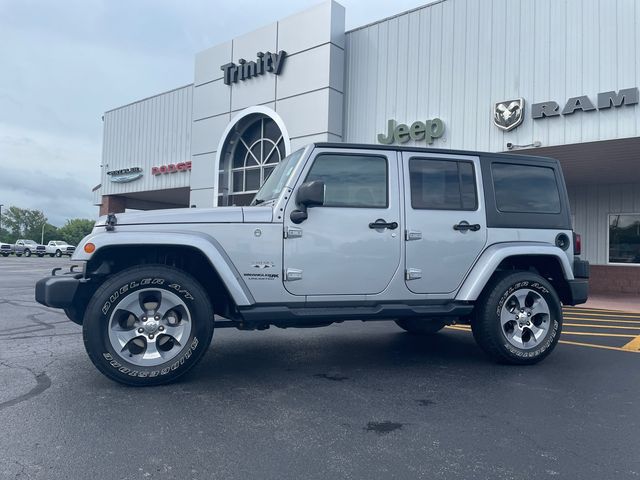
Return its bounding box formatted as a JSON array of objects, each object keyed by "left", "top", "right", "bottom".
[
  {"left": 471, "top": 271, "right": 562, "bottom": 365},
  {"left": 82, "top": 265, "right": 214, "bottom": 386},
  {"left": 395, "top": 318, "right": 447, "bottom": 335}
]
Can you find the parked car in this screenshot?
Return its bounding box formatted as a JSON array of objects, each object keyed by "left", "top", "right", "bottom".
[
  {"left": 45, "top": 241, "right": 76, "bottom": 257},
  {"left": 36, "top": 142, "right": 589, "bottom": 386},
  {"left": 0, "top": 242, "right": 14, "bottom": 257},
  {"left": 15, "top": 239, "right": 46, "bottom": 257}
]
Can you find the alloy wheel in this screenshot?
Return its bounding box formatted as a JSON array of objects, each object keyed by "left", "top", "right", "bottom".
[
  {"left": 500, "top": 288, "right": 551, "bottom": 349},
  {"left": 107, "top": 288, "right": 192, "bottom": 367}
]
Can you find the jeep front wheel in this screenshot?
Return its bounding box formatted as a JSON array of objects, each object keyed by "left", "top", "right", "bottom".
[
  {"left": 395, "top": 318, "right": 447, "bottom": 335},
  {"left": 82, "top": 265, "right": 214, "bottom": 386},
  {"left": 24, "top": 249, "right": 31, "bottom": 257},
  {"left": 471, "top": 272, "right": 562, "bottom": 365}
]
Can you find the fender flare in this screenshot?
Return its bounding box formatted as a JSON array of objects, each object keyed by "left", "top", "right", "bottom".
[
  {"left": 72, "top": 230, "right": 255, "bottom": 306},
  {"left": 456, "top": 242, "right": 574, "bottom": 302}
]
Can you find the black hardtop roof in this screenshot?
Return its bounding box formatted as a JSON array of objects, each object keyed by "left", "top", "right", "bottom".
[{"left": 312, "top": 142, "right": 559, "bottom": 165}]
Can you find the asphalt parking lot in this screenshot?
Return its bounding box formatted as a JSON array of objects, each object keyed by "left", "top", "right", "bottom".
[{"left": 1, "top": 257, "right": 639, "bottom": 479}]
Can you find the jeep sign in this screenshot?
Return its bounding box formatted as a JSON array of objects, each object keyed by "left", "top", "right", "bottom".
[{"left": 378, "top": 118, "right": 445, "bottom": 145}]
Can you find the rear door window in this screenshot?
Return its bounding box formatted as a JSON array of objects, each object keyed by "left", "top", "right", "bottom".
[
  {"left": 409, "top": 158, "right": 477, "bottom": 210},
  {"left": 492, "top": 163, "right": 561, "bottom": 214}
]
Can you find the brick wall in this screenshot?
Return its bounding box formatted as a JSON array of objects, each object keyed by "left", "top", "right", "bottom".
[
  {"left": 590, "top": 265, "right": 640, "bottom": 294},
  {"left": 99, "top": 195, "right": 127, "bottom": 216}
]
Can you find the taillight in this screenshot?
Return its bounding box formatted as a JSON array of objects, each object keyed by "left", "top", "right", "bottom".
[{"left": 573, "top": 232, "right": 582, "bottom": 256}]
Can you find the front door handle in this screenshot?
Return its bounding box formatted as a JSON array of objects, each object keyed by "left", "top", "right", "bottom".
[
  {"left": 453, "top": 221, "right": 481, "bottom": 232},
  {"left": 369, "top": 219, "right": 398, "bottom": 230}
]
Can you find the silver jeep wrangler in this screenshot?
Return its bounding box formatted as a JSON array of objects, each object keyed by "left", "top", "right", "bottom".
[{"left": 36, "top": 143, "right": 589, "bottom": 386}]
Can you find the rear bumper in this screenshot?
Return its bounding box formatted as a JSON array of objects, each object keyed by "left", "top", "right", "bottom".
[
  {"left": 566, "top": 278, "right": 589, "bottom": 306},
  {"left": 35, "top": 274, "right": 81, "bottom": 309},
  {"left": 566, "top": 259, "right": 590, "bottom": 306}
]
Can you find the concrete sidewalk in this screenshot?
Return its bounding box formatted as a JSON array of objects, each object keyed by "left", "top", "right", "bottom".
[{"left": 575, "top": 293, "right": 640, "bottom": 313}]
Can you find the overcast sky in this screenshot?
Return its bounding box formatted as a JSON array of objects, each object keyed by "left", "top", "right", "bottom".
[{"left": 0, "top": 0, "right": 426, "bottom": 226}]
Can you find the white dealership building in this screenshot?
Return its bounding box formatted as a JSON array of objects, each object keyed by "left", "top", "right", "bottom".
[{"left": 95, "top": 0, "right": 640, "bottom": 293}]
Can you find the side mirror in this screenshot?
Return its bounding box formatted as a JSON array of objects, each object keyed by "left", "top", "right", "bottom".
[
  {"left": 296, "top": 180, "right": 325, "bottom": 207},
  {"left": 290, "top": 180, "right": 325, "bottom": 224}
]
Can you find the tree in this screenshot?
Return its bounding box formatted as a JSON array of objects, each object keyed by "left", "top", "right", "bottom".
[
  {"left": 57, "top": 219, "right": 95, "bottom": 246},
  {"left": 0, "top": 227, "right": 11, "bottom": 244},
  {"left": 2, "top": 206, "right": 48, "bottom": 242}
]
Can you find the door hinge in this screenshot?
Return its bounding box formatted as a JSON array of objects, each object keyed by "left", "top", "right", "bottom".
[
  {"left": 285, "top": 268, "right": 303, "bottom": 281},
  {"left": 284, "top": 227, "right": 303, "bottom": 239},
  {"left": 405, "top": 230, "right": 422, "bottom": 241},
  {"left": 405, "top": 268, "right": 422, "bottom": 280}
]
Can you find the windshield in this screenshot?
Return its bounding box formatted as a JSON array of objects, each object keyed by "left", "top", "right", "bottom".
[
  {"left": 250, "top": 148, "right": 305, "bottom": 205},
  {"left": 25, "top": 240, "right": 37, "bottom": 246}
]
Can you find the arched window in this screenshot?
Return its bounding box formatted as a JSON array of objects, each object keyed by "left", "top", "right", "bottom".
[
  {"left": 219, "top": 113, "right": 286, "bottom": 206},
  {"left": 231, "top": 116, "right": 285, "bottom": 193}
]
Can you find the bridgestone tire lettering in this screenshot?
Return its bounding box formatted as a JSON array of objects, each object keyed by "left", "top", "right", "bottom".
[{"left": 100, "top": 337, "right": 200, "bottom": 378}]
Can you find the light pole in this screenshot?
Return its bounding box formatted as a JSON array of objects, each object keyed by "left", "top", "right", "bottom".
[
  {"left": 41, "top": 223, "right": 46, "bottom": 245},
  {"left": 0, "top": 204, "right": 3, "bottom": 234}
]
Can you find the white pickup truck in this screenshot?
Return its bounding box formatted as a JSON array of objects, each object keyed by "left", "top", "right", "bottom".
[{"left": 45, "top": 241, "right": 76, "bottom": 257}]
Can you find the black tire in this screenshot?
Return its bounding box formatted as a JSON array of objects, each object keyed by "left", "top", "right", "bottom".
[
  {"left": 395, "top": 317, "right": 447, "bottom": 335},
  {"left": 1, "top": 253, "right": 8, "bottom": 257},
  {"left": 49, "top": 254, "right": 55, "bottom": 257},
  {"left": 37, "top": 254, "right": 44, "bottom": 257},
  {"left": 24, "top": 249, "right": 31, "bottom": 257},
  {"left": 15, "top": 253, "right": 21, "bottom": 257},
  {"left": 55, "top": 250, "right": 62, "bottom": 257},
  {"left": 471, "top": 271, "right": 562, "bottom": 365},
  {"left": 82, "top": 265, "right": 214, "bottom": 386}
]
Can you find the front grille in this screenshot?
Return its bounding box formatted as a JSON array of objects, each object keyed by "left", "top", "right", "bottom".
[
  {"left": 36, "top": 246, "right": 45, "bottom": 251},
  {"left": 0, "top": 246, "right": 10, "bottom": 250},
  {"left": 66, "top": 247, "right": 75, "bottom": 252}
]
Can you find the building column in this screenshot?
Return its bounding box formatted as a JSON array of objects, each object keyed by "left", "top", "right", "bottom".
[{"left": 99, "top": 195, "right": 127, "bottom": 216}]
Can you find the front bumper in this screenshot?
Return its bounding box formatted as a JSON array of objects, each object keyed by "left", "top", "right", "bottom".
[{"left": 35, "top": 268, "right": 83, "bottom": 309}]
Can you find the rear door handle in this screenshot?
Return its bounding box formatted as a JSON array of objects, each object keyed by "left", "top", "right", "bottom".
[
  {"left": 453, "top": 221, "right": 481, "bottom": 232},
  {"left": 369, "top": 219, "right": 398, "bottom": 230}
]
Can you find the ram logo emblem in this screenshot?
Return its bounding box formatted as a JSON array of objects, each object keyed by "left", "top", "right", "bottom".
[{"left": 493, "top": 98, "right": 525, "bottom": 132}]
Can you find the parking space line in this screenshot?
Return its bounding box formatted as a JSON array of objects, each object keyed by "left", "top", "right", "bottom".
[
  {"left": 562, "top": 331, "right": 637, "bottom": 338},
  {"left": 563, "top": 316, "right": 640, "bottom": 324},
  {"left": 559, "top": 340, "right": 639, "bottom": 353},
  {"left": 622, "top": 336, "right": 640, "bottom": 352},
  {"left": 563, "top": 307, "right": 630, "bottom": 314},
  {"left": 563, "top": 322, "right": 640, "bottom": 330},
  {"left": 446, "top": 325, "right": 470, "bottom": 332},
  {"left": 563, "top": 311, "right": 640, "bottom": 319}
]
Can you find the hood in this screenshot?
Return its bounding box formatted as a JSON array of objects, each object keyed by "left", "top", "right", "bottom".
[{"left": 95, "top": 206, "right": 273, "bottom": 227}]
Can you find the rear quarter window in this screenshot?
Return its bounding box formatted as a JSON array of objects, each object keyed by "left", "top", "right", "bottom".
[{"left": 492, "top": 163, "right": 561, "bottom": 214}]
